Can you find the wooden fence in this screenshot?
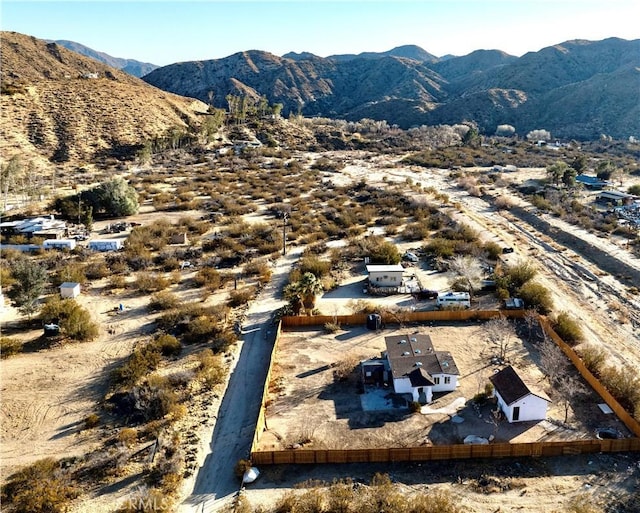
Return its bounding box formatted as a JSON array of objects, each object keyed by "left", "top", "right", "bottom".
[
  {"left": 250, "top": 310, "right": 640, "bottom": 464},
  {"left": 252, "top": 438, "right": 640, "bottom": 465},
  {"left": 281, "top": 309, "right": 526, "bottom": 328}
]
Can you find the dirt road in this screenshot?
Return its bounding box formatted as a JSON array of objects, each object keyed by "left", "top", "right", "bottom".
[{"left": 180, "top": 248, "right": 302, "bottom": 512}]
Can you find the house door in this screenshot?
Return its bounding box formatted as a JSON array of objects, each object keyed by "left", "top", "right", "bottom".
[
  {"left": 417, "top": 387, "right": 426, "bottom": 404},
  {"left": 513, "top": 406, "right": 520, "bottom": 421}
]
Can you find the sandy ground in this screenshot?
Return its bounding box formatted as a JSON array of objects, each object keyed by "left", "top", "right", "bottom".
[
  {"left": 2, "top": 152, "right": 639, "bottom": 512},
  {"left": 258, "top": 324, "right": 629, "bottom": 453}
]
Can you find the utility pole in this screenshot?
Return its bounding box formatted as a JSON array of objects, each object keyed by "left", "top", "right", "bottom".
[{"left": 282, "top": 212, "right": 289, "bottom": 256}]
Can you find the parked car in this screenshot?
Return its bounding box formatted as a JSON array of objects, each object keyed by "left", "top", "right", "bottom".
[
  {"left": 414, "top": 289, "right": 438, "bottom": 300},
  {"left": 403, "top": 251, "right": 419, "bottom": 262},
  {"left": 504, "top": 298, "right": 524, "bottom": 309}
]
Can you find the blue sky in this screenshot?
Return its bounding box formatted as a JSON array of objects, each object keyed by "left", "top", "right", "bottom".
[{"left": 2, "top": 1, "right": 638, "bottom": 66}]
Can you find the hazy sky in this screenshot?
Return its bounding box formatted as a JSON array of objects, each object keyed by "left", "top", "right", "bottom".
[{"left": 2, "top": 1, "right": 639, "bottom": 66}]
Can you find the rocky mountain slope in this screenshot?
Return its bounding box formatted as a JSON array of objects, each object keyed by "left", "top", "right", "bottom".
[
  {"left": 53, "top": 39, "right": 159, "bottom": 77},
  {"left": 1, "top": 31, "right": 208, "bottom": 165},
  {"left": 144, "top": 38, "right": 640, "bottom": 139}
]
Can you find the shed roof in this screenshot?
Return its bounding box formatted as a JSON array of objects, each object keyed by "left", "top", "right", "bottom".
[
  {"left": 366, "top": 264, "right": 405, "bottom": 273},
  {"left": 490, "top": 366, "right": 550, "bottom": 405},
  {"left": 59, "top": 282, "right": 80, "bottom": 288}
]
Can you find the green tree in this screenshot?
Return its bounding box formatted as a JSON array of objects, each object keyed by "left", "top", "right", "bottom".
[
  {"left": 569, "top": 155, "right": 588, "bottom": 174},
  {"left": 462, "top": 126, "right": 481, "bottom": 148},
  {"left": 7, "top": 258, "right": 47, "bottom": 316},
  {"left": 1, "top": 155, "right": 22, "bottom": 211},
  {"left": 40, "top": 297, "right": 99, "bottom": 341},
  {"left": 546, "top": 161, "right": 568, "bottom": 186},
  {"left": 517, "top": 281, "right": 553, "bottom": 314},
  {"left": 94, "top": 177, "right": 139, "bottom": 217},
  {"left": 562, "top": 166, "right": 577, "bottom": 188},
  {"left": 369, "top": 240, "right": 401, "bottom": 265}
]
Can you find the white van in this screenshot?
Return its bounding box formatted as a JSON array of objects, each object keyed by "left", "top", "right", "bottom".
[{"left": 436, "top": 291, "right": 471, "bottom": 309}]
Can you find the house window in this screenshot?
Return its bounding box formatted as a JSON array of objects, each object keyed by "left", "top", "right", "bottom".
[
  {"left": 444, "top": 376, "right": 451, "bottom": 384},
  {"left": 365, "top": 372, "right": 372, "bottom": 377},
  {"left": 433, "top": 377, "right": 440, "bottom": 384}
]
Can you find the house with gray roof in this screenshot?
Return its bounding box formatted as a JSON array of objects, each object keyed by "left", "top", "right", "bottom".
[{"left": 383, "top": 334, "right": 459, "bottom": 404}]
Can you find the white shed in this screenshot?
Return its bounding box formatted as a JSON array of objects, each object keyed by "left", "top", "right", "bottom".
[
  {"left": 60, "top": 282, "right": 81, "bottom": 299},
  {"left": 43, "top": 239, "right": 77, "bottom": 250},
  {"left": 490, "top": 366, "right": 550, "bottom": 423},
  {"left": 366, "top": 264, "right": 404, "bottom": 287}
]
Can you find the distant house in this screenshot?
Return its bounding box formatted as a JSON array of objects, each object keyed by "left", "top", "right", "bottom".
[
  {"left": 595, "top": 190, "right": 636, "bottom": 206},
  {"left": 59, "top": 282, "right": 81, "bottom": 299},
  {"left": 0, "top": 216, "right": 67, "bottom": 240},
  {"left": 490, "top": 366, "right": 550, "bottom": 423},
  {"left": 366, "top": 264, "right": 405, "bottom": 288},
  {"left": 576, "top": 174, "right": 609, "bottom": 190},
  {"left": 384, "top": 334, "right": 459, "bottom": 404}
]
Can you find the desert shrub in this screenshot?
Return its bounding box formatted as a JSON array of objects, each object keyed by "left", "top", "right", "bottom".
[
  {"left": 498, "top": 261, "right": 537, "bottom": 292},
  {"left": 193, "top": 267, "right": 223, "bottom": 289},
  {"left": 84, "top": 261, "right": 110, "bottom": 279},
  {"left": 324, "top": 321, "right": 341, "bottom": 333},
  {"left": 531, "top": 195, "right": 553, "bottom": 211},
  {"left": 132, "top": 376, "right": 182, "bottom": 422},
  {"left": 84, "top": 413, "right": 100, "bottom": 429},
  {"left": 517, "top": 281, "right": 553, "bottom": 314},
  {"left": 132, "top": 272, "right": 170, "bottom": 293},
  {"left": 234, "top": 459, "right": 252, "bottom": 478},
  {"left": 494, "top": 195, "right": 513, "bottom": 210},
  {"left": 552, "top": 312, "right": 584, "bottom": 345},
  {"left": 1, "top": 336, "right": 22, "bottom": 358},
  {"left": 52, "top": 262, "right": 86, "bottom": 287},
  {"left": 409, "top": 401, "right": 422, "bottom": 413},
  {"left": 40, "top": 297, "right": 99, "bottom": 341},
  {"left": 148, "top": 291, "right": 180, "bottom": 311},
  {"left": 1, "top": 457, "right": 79, "bottom": 513},
  {"left": 425, "top": 237, "right": 456, "bottom": 258},
  {"left": 483, "top": 241, "right": 502, "bottom": 260},
  {"left": 298, "top": 255, "right": 332, "bottom": 278},
  {"left": 118, "top": 427, "right": 138, "bottom": 447},
  {"left": 577, "top": 344, "right": 607, "bottom": 374},
  {"left": 195, "top": 349, "right": 226, "bottom": 389},
  {"left": 597, "top": 365, "right": 640, "bottom": 415},
  {"left": 182, "top": 316, "right": 220, "bottom": 345},
  {"left": 108, "top": 274, "right": 127, "bottom": 289},
  {"left": 151, "top": 334, "right": 182, "bottom": 357},
  {"left": 111, "top": 344, "right": 162, "bottom": 387},
  {"left": 227, "top": 286, "right": 257, "bottom": 307},
  {"left": 564, "top": 494, "right": 602, "bottom": 513}
]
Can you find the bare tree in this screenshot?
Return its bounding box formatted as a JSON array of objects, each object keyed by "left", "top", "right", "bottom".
[
  {"left": 524, "top": 309, "right": 539, "bottom": 341},
  {"left": 538, "top": 334, "right": 569, "bottom": 384},
  {"left": 484, "top": 316, "right": 516, "bottom": 361},
  {"left": 556, "top": 375, "right": 585, "bottom": 423},
  {"left": 449, "top": 255, "right": 484, "bottom": 298}
]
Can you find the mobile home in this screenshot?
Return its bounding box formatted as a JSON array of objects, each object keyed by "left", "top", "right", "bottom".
[
  {"left": 43, "top": 239, "right": 77, "bottom": 250},
  {"left": 88, "top": 239, "right": 123, "bottom": 251}
]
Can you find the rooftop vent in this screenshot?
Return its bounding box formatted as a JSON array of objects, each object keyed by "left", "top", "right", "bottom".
[
  {"left": 400, "top": 339, "right": 407, "bottom": 344},
  {"left": 442, "top": 361, "right": 449, "bottom": 368},
  {"left": 414, "top": 349, "right": 422, "bottom": 354},
  {"left": 402, "top": 351, "right": 411, "bottom": 356},
  {"left": 410, "top": 337, "right": 417, "bottom": 342},
  {"left": 416, "top": 362, "right": 423, "bottom": 367}
]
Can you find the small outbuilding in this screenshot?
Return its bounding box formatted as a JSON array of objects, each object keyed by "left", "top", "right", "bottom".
[
  {"left": 88, "top": 239, "right": 123, "bottom": 251},
  {"left": 366, "top": 264, "right": 405, "bottom": 288},
  {"left": 59, "top": 282, "right": 81, "bottom": 299},
  {"left": 490, "top": 366, "right": 550, "bottom": 423}
]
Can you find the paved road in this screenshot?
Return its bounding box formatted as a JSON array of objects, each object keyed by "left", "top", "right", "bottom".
[{"left": 181, "top": 248, "right": 301, "bottom": 512}]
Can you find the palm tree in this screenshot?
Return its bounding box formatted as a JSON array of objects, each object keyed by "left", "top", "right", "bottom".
[{"left": 298, "top": 272, "right": 324, "bottom": 311}]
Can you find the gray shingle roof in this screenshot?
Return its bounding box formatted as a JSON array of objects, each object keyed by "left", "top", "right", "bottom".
[{"left": 385, "top": 334, "right": 459, "bottom": 383}]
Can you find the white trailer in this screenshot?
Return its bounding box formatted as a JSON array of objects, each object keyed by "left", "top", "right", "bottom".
[
  {"left": 436, "top": 291, "right": 471, "bottom": 309},
  {"left": 43, "top": 239, "right": 77, "bottom": 250},
  {"left": 88, "top": 239, "right": 123, "bottom": 251}
]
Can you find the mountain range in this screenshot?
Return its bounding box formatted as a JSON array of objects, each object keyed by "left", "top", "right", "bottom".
[
  {"left": 51, "top": 40, "right": 159, "bottom": 77},
  {"left": 1, "top": 32, "right": 639, "bottom": 167},
  {"left": 0, "top": 31, "right": 208, "bottom": 164},
  {"left": 142, "top": 38, "right": 640, "bottom": 140}
]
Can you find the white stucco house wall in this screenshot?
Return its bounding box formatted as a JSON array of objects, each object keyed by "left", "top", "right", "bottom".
[
  {"left": 384, "top": 334, "right": 459, "bottom": 404},
  {"left": 59, "top": 282, "right": 81, "bottom": 299},
  {"left": 490, "top": 366, "right": 550, "bottom": 423},
  {"left": 366, "top": 264, "right": 405, "bottom": 288}
]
